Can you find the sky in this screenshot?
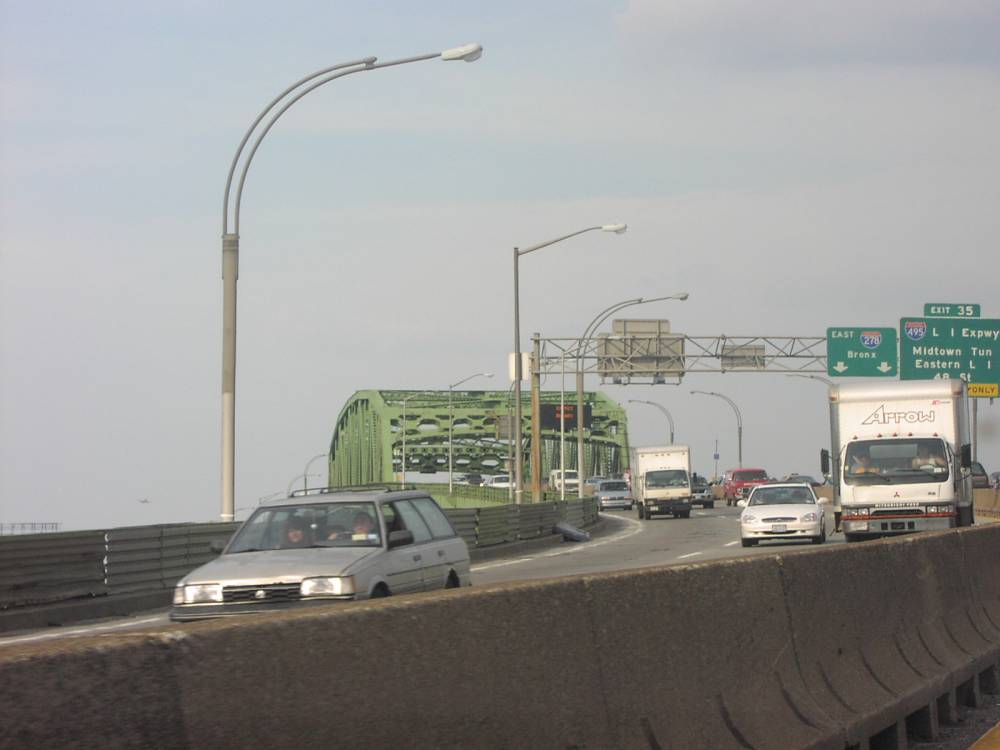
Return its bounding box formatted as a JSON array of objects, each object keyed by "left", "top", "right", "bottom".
[{"left": 2, "top": 1, "right": 999, "bottom": 530}]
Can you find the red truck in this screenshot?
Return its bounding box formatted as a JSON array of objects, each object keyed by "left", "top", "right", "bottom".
[{"left": 722, "top": 468, "right": 770, "bottom": 507}]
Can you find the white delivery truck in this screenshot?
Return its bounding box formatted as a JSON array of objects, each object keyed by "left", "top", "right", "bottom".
[
  {"left": 631, "top": 445, "right": 693, "bottom": 520},
  {"left": 821, "top": 379, "right": 974, "bottom": 542}
]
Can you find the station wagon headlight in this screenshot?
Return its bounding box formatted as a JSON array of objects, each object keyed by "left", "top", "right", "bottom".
[
  {"left": 174, "top": 584, "right": 223, "bottom": 604},
  {"left": 800, "top": 512, "right": 818, "bottom": 522},
  {"left": 300, "top": 577, "right": 355, "bottom": 597}
]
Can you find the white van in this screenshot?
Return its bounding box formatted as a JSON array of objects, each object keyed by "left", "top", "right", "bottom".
[{"left": 548, "top": 469, "right": 579, "bottom": 491}]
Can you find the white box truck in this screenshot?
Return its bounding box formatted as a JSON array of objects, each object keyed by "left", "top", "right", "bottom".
[
  {"left": 631, "top": 445, "right": 693, "bottom": 520},
  {"left": 821, "top": 379, "right": 974, "bottom": 542}
]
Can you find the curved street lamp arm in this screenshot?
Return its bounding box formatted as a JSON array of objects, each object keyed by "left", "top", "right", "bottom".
[
  {"left": 628, "top": 399, "right": 675, "bottom": 440},
  {"left": 223, "top": 57, "right": 376, "bottom": 234},
  {"left": 449, "top": 371, "right": 493, "bottom": 390},
  {"left": 517, "top": 226, "right": 603, "bottom": 257},
  {"left": 691, "top": 390, "right": 742, "bottom": 428},
  {"left": 231, "top": 50, "right": 456, "bottom": 234}
]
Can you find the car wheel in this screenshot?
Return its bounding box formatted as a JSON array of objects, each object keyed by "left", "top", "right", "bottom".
[
  {"left": 370, "top": 584, "right": 390, "bottom": 598},
  {"left": 705, "top": 501, "right": 714, "bottom": 509},
  {"left": 445, "top": 572, "right": 460, "bottom": 589},
  {"left": 741, "top": 538, "right": 754, "bottom": 547}
]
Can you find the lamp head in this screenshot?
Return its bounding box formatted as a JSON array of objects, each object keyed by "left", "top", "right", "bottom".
[
  {"left": 676, "top": 292, "right": 689, "bottom": 301},
  {"left": 441, "top": 43, "right": 483, "bottom": 62},
  {"left": 601, "top": 223, "right": 627, "bottom": 234}
]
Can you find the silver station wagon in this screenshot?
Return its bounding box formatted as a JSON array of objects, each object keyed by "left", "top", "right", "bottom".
[{"left": 171, "top": 489, "right": 471, "bottom": 621}]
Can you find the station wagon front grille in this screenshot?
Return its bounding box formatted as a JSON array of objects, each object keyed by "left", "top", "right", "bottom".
[{"left": 223, "top": 583, "right": 301, "bottom": 603}]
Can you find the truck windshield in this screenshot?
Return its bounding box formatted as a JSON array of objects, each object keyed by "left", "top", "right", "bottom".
[
  {"left": 734, "top": 470, "right": 767, "bottom": 481},
  {"left": 844, "top": 438, "right": 949, "bottom": 485},
  {"left": 646, "top": 470, "right": 689, "bottom": 488}
]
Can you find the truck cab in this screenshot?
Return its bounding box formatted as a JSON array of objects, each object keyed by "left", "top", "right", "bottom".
[
  {"left": 631, "top": 445, "right": 693, "bottom": 520},
  {"left": 822, "top": 380, "right": 973, "bottom": 542}
]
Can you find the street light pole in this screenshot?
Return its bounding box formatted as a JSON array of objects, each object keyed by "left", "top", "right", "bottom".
[
  {"left": 628, "top": 400, "right": 676, "bottom": 444},
  {"left": 512, "top": 224, "right": 627, "bottom": 505},
  {"left": 691, "top": 390, "right": 743, "bottom": 468},
  {"left": 449, "top": 371, "right": 493, "bottom": 493},
  {"left": 302, "top": 453, "right": 328, "bottom": 493},
  {"left": 575, "top": 293, "right": 689, "bottom": 497},
  {"left": 218, "top": 43, "right": 483, "bottom": 522}
]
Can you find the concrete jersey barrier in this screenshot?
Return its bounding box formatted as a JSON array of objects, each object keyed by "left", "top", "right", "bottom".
[{"left": 2, "top": 525, "right": 999, "bottom": 749}]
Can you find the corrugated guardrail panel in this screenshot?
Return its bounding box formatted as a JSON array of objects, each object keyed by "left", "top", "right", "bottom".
[
  {"left": 443, "top": 509, "right": 477, "bottom": 547},
  {"left": 476, "top": 505, "right": 516, "bottom": 547},
  {"left": 106, "top": 526, "right": 166, "bottom": 594},
  {"left": 0, "top": 532, "right": 107, "bottom": 608},
  {"left": 518, "top": 504, "right": 558, "bottom": 540}
]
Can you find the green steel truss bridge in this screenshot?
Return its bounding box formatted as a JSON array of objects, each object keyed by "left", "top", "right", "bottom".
[{"left": 328, "top": 389, "right": 629, "bottom": 487}]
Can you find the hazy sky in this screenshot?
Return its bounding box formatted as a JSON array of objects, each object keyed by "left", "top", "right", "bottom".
[{"left": 2, "top": 1, "right": 999, "bottom": 530}]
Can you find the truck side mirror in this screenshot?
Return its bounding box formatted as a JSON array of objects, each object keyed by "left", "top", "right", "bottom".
[
  {"left": 960, "top": 443, "right": 972, "bottom": 470},
  {"left": 820, "top": 449, "right": 831, "bottom": 478}
]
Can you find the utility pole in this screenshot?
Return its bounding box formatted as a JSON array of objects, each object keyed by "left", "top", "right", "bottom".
[{"left": 531, "top": 333, "right": 543, "bottom": 502}]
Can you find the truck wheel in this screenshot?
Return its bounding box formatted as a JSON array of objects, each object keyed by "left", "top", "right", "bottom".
[
  {"left": 741, "top": 538, "right": 755, "bottom": 547},
  {"left": 844, "top": 532, "right": 862, "bottom": 543},
  {"left": 705, "top": 501, "right": 714, "bottom": 509},
  {"left": 637, "top": 505, "right": 645, "bottom": 520},
  {"left": 680, "top": 511, "right": 691, "bottom": 519},
  {"left": 957, "top": 506, "right": 974, "bottom": 527}
]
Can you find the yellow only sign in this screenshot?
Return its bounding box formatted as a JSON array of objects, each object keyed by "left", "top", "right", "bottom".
[{"left": 968, "top": 383, "right": 999, "bottom": 398}]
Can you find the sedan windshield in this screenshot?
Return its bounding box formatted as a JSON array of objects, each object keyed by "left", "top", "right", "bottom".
[
  {"left": 228, "top": 501, "right": 381, "bottom": 553},
  {"left": 646, "top": 470, "right": 688, "bottom": 488},
  {"left": 749, "top": 487, "right": 815, "bottom": 506},
  {"left": 599, "top": 481, "right": 628, "bottom": 492}
]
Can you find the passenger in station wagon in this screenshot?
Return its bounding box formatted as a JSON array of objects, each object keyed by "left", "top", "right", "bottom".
[
  {"left": 351, "top": 512, "right": 377, "bottom": 538},
  {"left": 282, "top": 517, "right": 313, "bottom": 548}
]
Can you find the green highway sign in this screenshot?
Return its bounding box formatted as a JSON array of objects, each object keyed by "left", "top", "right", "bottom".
[
  {"left": 923, "top": 303, "right": 981, "bottom": 318},
  {"left": 826, "top": 327, "right": 897, "bottom": 377},
  {"left": 900, "top": 318, "right": 999, "bottom": 390}
]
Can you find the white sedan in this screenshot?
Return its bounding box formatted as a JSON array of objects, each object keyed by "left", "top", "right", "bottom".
[{"left": 738, "top": 483, "right": 826, "bottom": 547}]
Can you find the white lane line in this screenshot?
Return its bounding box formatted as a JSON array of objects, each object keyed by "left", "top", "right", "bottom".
[
  {"left": 724, "top": 541, "right": 739, "bottom": 547},
  {"left": 471, "top": 515, "right": 645, "bottom": 572},
  {"left": 0, "top": 614, "right": 168, "bottom": 646},
  {"left": 677, "top": 552, "right": 702, "bottom": 560}
]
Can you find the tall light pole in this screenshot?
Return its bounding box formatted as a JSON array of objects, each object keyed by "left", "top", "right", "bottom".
[
  {"left": 218, "top": 43, "right": 483, "bottom": 521},
  {"left": 691, "top": 390, "right": 743, "bottom": 468},
  {"left": 575, "top": 293, "right": 689, "bottom": 497},
  {"left": 512, "top": 224, "right": 627, "bottom": 504},
  {"left": 628, "top": 400, "right": 676, "bottom": 444},
  {"left": 449, "top": 372, "right": 493, "bottom": 493}
]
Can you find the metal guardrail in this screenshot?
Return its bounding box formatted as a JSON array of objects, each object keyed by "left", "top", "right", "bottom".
[{"left": 0, "top": 501, "right": 597, "bottom": 611}]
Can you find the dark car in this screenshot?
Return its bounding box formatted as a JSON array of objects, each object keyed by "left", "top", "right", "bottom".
[
  {"left": 971, "top": 462, "right": 990, "bottom": 490},
  {"left": 463, "top": 473, "right": 484, "bottom": 486}
]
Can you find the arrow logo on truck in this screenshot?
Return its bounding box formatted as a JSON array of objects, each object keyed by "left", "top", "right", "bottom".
[{"left": 862, "top": 405, "right": 935, "bottom": 425}]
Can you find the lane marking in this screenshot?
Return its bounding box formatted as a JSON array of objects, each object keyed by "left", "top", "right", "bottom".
[
  {"left": 724, "top": 541, "right": 739, "bottom": 547},
  {"left": 677, "top": 552, "right": 702, "bottom": 560},
  {"left": 0, "top": 614, "right": 167, "bottom": 647},
  {"left": 471, "top": 515, "right": 645, "bottom": 572}
]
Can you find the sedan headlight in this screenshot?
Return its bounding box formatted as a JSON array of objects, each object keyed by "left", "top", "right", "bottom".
[
  {"left": 800, "top": 512, "right": 818, "bottom": 522},
  {"left": 300, "top": 576, "right": 356, "bottom": 598},
  {"left": 742, "top": 514, "right": 758, "bottom": 524},
  {"left": 174, "top": 583, "right": 223, "bottom": 605}
]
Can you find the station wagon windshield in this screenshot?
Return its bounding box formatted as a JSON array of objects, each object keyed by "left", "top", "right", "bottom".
[{"left": 228, "top": 502, "right": 381, "bottom": 553}]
